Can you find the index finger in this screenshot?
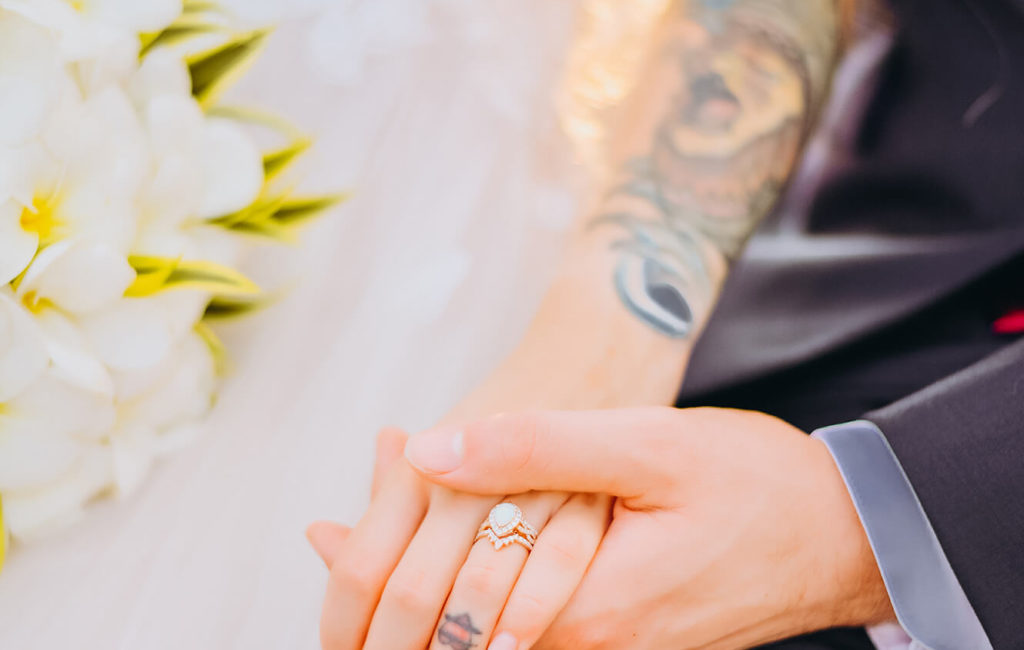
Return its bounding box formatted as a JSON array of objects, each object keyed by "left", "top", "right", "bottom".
[{"left": 403, "top": 407, "right": 679, "bottom": 499}]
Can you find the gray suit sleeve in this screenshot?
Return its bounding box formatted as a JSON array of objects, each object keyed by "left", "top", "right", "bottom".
[{"left": 813, "top": 420, "right": 991, "bottom": 650}]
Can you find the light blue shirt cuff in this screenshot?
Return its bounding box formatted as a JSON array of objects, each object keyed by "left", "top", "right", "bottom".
[{"left": 812, "top": 420, "right": 992, "bottom": 650}]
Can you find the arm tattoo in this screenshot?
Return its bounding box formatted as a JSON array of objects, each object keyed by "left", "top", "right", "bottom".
[
  {"left": 437, "top": 611, "right": 482, "bottom": 650},
  {"left": 593, "top": 0, "right": 840, "bottom": 338}
]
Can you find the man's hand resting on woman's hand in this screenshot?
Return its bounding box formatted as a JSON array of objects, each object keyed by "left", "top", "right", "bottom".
[
  {"left": 394, "top": 407, "right": 896, "bottom": 649},
  {"left": 309, "top": 407, "right": 895, "bottom": 649}
]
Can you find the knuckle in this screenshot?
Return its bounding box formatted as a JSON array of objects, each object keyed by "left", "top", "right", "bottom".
[
  {"left": 560, "top": 619, "right": 613, "bottom": 649},
  {"left": 507, "top": 591, "right": 551, "bottom": 630},
  {"left": 460, "top": 562, "right": 505, "bottom": 598},
  {"left": 493, "top": 412, "right": 545, "bottom": 471},
  {"left": 542, "top": 531, "right": 590, "bottom": 567},
  {"left": 331, "top": 557, "right": 379, "bottom": 596},
  {"left": 386, "top": 570, "right": 434, "bottom": 615}
]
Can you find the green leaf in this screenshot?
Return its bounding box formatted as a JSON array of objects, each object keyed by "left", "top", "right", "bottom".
[
  {"left": 140, "top": 18, "right": 224, "bottom": 58},
  {"left": 220, "top": 218, "right": 295, "bottom": 242},
  {"left": 183, "top": 0, "right": 220, "bottom": 14},
  {"left": 126, "top": 255, "right": 261, "bottom": 298},
  {"left": 272, "top": 194, "right": 347, "bottom": 225},
  {"left": 208, "top": 193, "right": 347, "bottom": 242},
  {"left": 187, "top": 29, "right": 269, "bottom": 108},
  {"left": 203, "top": 293, "right": 275, "bottom": 320},
  {"left": 263, "top": 137, "right": 312, "bottom": 181}
]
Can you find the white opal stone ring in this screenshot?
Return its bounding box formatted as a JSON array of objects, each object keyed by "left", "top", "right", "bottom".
[{"left": 475, "top": 502, "right": 539, "bottom": 551}]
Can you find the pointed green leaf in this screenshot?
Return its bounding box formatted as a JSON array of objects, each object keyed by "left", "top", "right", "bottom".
[
  {"left": 140, "top": 18, "right": 224, "bottom": 58},
  {"left": 221, "top": 218, "right": 296, "bottom": 242},
  {"left": 187, "top": 29, "right": 269, "bottom": 108},
  {"left": 126, "top": 255, "right": 261, "bottom": 298},
  {"left": 263, "top": 137, "right": 311, "bottom": 181},
  {"left": 207, "top": 193, "right": 346, "bottom": 241},
  {"left": 272, "top": 194, "right": 347, "bottom": 225},
  {"left": 203, "top": 293, "right": 275, "bottom": 320}
]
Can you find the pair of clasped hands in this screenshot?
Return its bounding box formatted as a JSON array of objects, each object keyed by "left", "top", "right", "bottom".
[{"left": 307, "top": 407, "right": 894, "bottom": 650}]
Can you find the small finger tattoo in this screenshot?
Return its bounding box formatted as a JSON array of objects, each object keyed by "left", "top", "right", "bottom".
[{"left": 437, "top": 611, "right": 482, "bottom": 650}]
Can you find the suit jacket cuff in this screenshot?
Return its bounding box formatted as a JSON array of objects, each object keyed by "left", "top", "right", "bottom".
[{"left": 812, "top": 420, "right": 991, "bottom": 650}]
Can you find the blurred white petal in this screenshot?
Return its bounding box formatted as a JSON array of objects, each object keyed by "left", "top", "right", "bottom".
[
  {"left": 0, "top": 200, "right": 38, "bottom": 284},
  {"left": 18, "top": 240, "right": 136, "bottom": 315},
  {"left": 0, "top": 290, "right": 48, "bottom": 401},
  {"left": 0, "top": 423, "right": 84, "bottom": 492},
  {"left": 110, "top": 353, "right": 173, "bottom": 401},
  {"left": 120, "top": 331, "right": 214, "bottom": 433},
  {"left": 145, "top": 93, "right": 203, "bottom": 157},
  {"left": 0, "top": 11, "right": 62, "bottom": 145},
  {"left": 79, "top": 298, "right": 174, "bottom": 371},
  {"left": 8, "top": 370, "right": 117, "bottom": 441},
  {"left": 2, "top": 448, "right": 112, "bottom": 542},
  {"left": 85, "top": 0, "right": 182, "bottom": 33},
  {"left": 34, "top": 308, "right": 115, "bottom": 397},
  {"left": 154, "top": 291, "right": 210, "bottom": 341},
  {"left": 197, "top": 119, "right": 264, "bottom": 219},
  {"left": 110, "top": 425, "right": 158, "bottom": 497},
  {"left": 131, "top": 48, "right": 191, "bottom": 105},
  {"left": 2, "top": 0, "right": 136, "bottom": 74}
]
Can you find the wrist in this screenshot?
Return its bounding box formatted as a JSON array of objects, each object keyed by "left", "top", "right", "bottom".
[{"left": 802, "top": 439, "right": 896, "bottom": 629}]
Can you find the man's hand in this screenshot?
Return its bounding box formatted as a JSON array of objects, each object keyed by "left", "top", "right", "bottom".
[{"left": 404, "top": 407, "right": 896, "bottom": 649}]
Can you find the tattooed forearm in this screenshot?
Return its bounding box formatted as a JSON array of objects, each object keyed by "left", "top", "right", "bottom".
[
  {"left": 437, "top": 612, "right": 482, "bottom": 650},
  {"left": 593, "top": 0, "right": 840, "bottom": 338}
]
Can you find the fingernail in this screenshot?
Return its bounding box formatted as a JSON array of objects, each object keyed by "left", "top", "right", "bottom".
[
  {"left": 404, "top": 427, "right": 464, "bottom": 474},
  {"left": 488, "top": 632, "right": 518, "bottom": 650}
]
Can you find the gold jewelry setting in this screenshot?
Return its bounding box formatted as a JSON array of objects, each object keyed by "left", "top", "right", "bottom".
[{"left": 475, "top": 503, "right": 539, "bottom": 551}]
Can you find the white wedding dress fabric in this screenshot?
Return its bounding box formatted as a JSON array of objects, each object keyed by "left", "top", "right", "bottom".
[{"left": 0, "top": 2, "right": 583, "bottom": 648}]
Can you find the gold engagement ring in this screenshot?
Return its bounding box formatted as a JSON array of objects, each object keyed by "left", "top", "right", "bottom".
[{"left": 475, "top": 502, "right": 539, "bottom": 551}]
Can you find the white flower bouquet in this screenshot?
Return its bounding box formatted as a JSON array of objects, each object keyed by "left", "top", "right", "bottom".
[{"left": 0, "top": 0, "right": 339, "bottom": 569}]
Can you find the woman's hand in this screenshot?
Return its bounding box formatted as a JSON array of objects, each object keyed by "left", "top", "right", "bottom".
[
  {"left": 308, "top": 426, "right": 611, "bottom": 650},
  {"left": 306, "top": 268, "right": 687, "bottom": 650}
]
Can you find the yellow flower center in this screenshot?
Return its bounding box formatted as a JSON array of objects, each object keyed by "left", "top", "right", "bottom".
[
  {"left": 19, "top": 195, "right": 64, "bottom": 245},
  {"left": 19, "top": 290, "right": 53, "bottom": 315}
]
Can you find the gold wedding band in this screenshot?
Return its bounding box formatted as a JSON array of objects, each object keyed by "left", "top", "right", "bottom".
[{"left": 475, "top": 502, "right": 539, "bottom": 551}]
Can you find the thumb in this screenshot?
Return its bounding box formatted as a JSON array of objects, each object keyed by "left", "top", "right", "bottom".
[{"left": 403, "top": 407, "right": 676, "bottom": 498}]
